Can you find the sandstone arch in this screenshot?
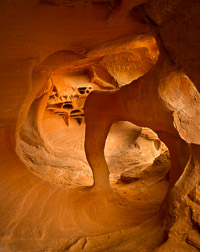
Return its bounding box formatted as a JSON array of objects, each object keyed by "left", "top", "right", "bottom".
[
  {"left": 1, "top": 0, "right": 200, "bottom": 251},
  {"left": 84, "top": 50, "right": 195, "bottom": 190}
]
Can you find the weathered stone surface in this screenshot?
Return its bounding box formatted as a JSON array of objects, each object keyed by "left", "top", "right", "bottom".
[
  {"left": 187, "top": 230, "right": 200, "bottom": 250},
  {"left": 144, "top": 0, "right": 200, "bottom": 92},
  {"left": 119, "top": 151, "right": 170, "bottom": 184},
  {"left": 0, "top": 0, "right": 200, "bottom": 251}
]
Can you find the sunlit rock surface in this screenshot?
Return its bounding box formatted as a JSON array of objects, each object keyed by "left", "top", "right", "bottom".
[{"left": 0, "top": 0, "right": 200, "bottom": 251}]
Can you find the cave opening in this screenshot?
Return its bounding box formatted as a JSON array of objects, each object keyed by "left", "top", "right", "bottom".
[
  {"left": 17, "top": 36, "right": 171, "bottom": 207},
  {"left": 14, "top": 30, "right": 180, "bottom": 250},
  {"left": 2, "top": 0, "right": 200, "bottom": 251}
]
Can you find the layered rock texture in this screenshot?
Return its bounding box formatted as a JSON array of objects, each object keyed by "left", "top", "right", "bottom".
[{"left": 1, "top": 0, "right": 200, "bottom": 251}]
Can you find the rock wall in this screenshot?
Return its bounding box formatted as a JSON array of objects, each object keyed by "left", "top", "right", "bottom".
[{"left": 0, "top": 0, "right": 200, "bottom": 251}]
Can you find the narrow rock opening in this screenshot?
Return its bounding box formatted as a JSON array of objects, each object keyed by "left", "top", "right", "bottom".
[{"left": 105, "top": 122, "right": 170, "bottom": 189}]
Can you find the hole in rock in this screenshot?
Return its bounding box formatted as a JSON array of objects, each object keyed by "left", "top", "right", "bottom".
[
  {"left": 17, "top": 41, "right": 170, "bottom": 193},
  {"left": 105, "top": 123, "right": 170, "bottom": 188},
  {"left": 18, "top": 61, "right": 170, "bottom": 194},
  {"left": 15, "top": 44, "right": 174, "bottom": 248},
  {"left": 4, "top": 2, "right": 200, "bottom": 251},
  {"left": 78, "top": 87, "right": 87, "bottom": 94},
  {"left": 63, "top": 103, "right": 73, "bottom": 109},
  {"left": 42, "top": 110, "right": 170, "bottom": 229}
]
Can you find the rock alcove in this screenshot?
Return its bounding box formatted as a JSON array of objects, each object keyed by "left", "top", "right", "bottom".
[
  {"left": 17, "top": 47, "right": 169, "bottom": 190},
  {"left": 1, "top": 0, "right": 200, "bottom": 251}
]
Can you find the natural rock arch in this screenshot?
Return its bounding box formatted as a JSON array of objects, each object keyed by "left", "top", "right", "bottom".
[
  {"left": 84, "top": 4, "right": 200, "bottom": 248},
  {"left": 84, "top": 46, "right": 195, "bottom": 189},
  {"left": 1, "top": 0, "right": 200, "bottom": 251}
]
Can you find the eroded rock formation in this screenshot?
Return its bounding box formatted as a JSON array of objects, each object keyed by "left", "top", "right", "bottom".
[{"left": 0, "top": 0, "right": 200, "bottom": 251}]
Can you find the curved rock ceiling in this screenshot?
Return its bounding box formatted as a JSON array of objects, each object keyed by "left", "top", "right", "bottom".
[{"left": 0, "top": 0, "right": 200, "bottom": 251}]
